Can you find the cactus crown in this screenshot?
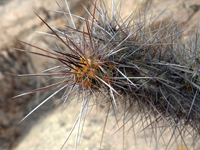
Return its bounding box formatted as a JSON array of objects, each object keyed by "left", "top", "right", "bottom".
[{"left": 12, "top": 0, "right": 200, "bottom": 149}]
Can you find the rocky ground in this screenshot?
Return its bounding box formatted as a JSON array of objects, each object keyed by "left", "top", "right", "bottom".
[{"left": 0, "top": 0, "right": 200, "bottom": 150}]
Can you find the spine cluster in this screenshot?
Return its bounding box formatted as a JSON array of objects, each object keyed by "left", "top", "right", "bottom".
[{"left": 13, "top": 0, "right": 200, "bottom": 149}]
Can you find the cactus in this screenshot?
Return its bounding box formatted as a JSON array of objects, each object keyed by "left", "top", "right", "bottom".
[{"left": 11, "top": 0, "right": 200, "bottom": 149}]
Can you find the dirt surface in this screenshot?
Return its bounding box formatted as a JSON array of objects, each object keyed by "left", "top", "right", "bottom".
[
  {"left": 13, "top": 101, "right": 169, "bottom": 150},
  {"left": 0, "top": 0, "right": 200, "bottom": 150}
]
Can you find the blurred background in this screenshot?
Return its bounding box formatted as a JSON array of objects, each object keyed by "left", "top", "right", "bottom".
[{"left": 0, "top": 0, "right": 200, "bottom": 150}]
